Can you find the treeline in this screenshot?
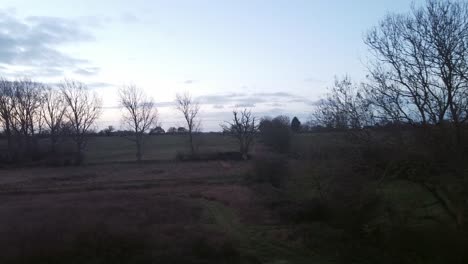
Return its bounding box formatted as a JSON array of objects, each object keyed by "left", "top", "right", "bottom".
[
  {"left": 0, "top": 79, "right": 101, "bottom": 164},
  {"left": 0, "top": 79, "right": 202, "bottom": 164},
  {"left": 0, "top": 77, "right": 306, "bottom": 165}
]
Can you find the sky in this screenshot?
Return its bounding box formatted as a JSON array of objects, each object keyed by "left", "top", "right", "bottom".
[{"left": 0, "top": 0, "right": 424, "bottom": 131}]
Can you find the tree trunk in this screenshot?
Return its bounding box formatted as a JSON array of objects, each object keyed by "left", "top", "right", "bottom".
[
  {"left": 4, "top": 120, "right": 12, "bottom": 160},
  {"left": 50, "top": 132, "right": 57, "bottom": 154},
  {"left": 76, "top": 140, "right": 84, "bottom": 165},
  {"left": 189, "top": 130, "right": 194, "bottom": 155},
  {"left": 136, "top": 136, "right": 142, "bottom": 162}
]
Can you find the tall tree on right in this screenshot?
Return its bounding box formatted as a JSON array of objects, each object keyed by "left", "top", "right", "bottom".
[
  {"left": 365, "top": 0, "right": 468, "bottom": 143},
  {"left": 364, "top": 0, "right": 468, "bottom": 229}
]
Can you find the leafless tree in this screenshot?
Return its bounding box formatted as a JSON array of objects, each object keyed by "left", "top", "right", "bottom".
[
  {"left": 10, "top": 79, "right": 45, "bottom": 156},
  {"left": 313, "top": 76, "right": 373, "bottom": 129},
  {"left": 221, "top": 109, "right": 258, "bottom": 159},
  {"left": 119, "top": 85, "right": 158, "bottom": 162},
  {"left": 365, "top": 0, "right": 468, "bottom": 142},
  {"left": 0, "top": 78, "right": 15, "bottom": 158},
  {"left": 42, "top": 85, "right": 67, "bottom": 153},
  {"left": 60, "top": 80, "right": 102, "bottom": 164},
  {"left": 175, "top": 92, "right": 200, "bottom": 155},
  {"left": 365, "top": 0, "right": 468, "bottom": 229}
]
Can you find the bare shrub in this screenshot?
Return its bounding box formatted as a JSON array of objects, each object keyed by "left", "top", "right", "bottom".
[
  {"left": 221, "top": 108, "right": 258, "bottom": 159},
  {"left": 251, "top": 153, "right": 289, "bottom": 188}
]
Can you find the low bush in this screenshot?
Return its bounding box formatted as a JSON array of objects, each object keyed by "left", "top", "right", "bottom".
[{"left": 251, "top": 153, "right": 289, "bottom": 188}]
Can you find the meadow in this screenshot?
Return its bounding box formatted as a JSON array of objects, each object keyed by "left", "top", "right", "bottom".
[{"left": 0, "top": 131, "right": 466, "bottom": 263}]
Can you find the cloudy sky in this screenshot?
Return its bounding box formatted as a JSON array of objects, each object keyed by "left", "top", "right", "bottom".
[{"left": 0, "top": 0, "right": 423, "bottom": 131}]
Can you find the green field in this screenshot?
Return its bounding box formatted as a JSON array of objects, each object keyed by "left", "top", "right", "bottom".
[{"left": 85, "top": 134, "right": 239, "bottom": 163}]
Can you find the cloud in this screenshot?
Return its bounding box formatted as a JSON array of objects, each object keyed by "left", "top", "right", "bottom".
[
  {"left": 235, "top": 103, "right": 255, "bottom": 108},
  {"left": 197, "top": 93, "right": 246, "bottom": 105},
  {"left": 87, "top": 82, "right": 114, "bottom": 89},
  {"left": 304, "top": 99, "right": 323, "bottom": 106},
  {"left": 213, "top": 104, "right": 224, "bottom": 109},
  {"left": 268, "top": 102, "right": 284, "bottom": 107},
  {"left": 252, "top": 92, "right": 293, "bottom": 97},
  {"left": 0, "top": 9, "right": 100, "bottom": 77},
  {"left": 268, "top": 107, "right": 285, "bottom": 113},
  {"left": 0, "top": 66, "right": 64, "bottom": 78},
  {"left": 74, "top": 67, "right": 100, "bottom": 76},
  {"left": 195, "top": 91, "right": 315, "bottom": 108}
]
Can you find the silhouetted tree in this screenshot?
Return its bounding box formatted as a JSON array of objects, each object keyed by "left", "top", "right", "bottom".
[
  {"left": 365, "top": 0, "right": 468, "bottom": 143},
  {"left": 291, "top": 117, "right": 301, "bottom": 132},
  {"left": 42, "top": 86, "right": 67, "bottom": 153},
  {"left": 0, "top": 79, "right": 15, "bottom": 159},
  {"left": 60, "top": 80, "right": 102, "bottom": 164},
  {"left": 175, "top": 92, "right": 200, "bottom": 154},
  {"left": 177, "top": 127, "right": 187, "bottom": 133},
  {"left": 11, "top": 79, "right": 45, "bottom": 157},
  {"left": 313, "top": 76, "right": 373, "bottom": 129},
  {"left": 150, "top": 126, "right": 165, "bottom": 135},
  {"left": 364, "top": 0, "right": 468, "bottom": 229},
  {"left": 221, "top": 109, "right": 258, "bottom": 159},
  {"left": 119, "top": 85, "right": 158, "bottom": 162},
  {"left": 103, "top": 126, "right": 115, "bottom": 136},
  {"left": 259, "top": 115, "right": 291, "bottom": 153}
]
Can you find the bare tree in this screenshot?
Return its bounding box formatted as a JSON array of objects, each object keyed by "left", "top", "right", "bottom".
[
  {"left": 175, "top": 92, "right": 200, "bottom": 155},
  {"left": 221, "top": 109, "right": 258, "bottom": 159},
  {"left": 41, "top": 85, "right": 67, "bottom": 153},
  {"left": 365, "top": 0, "right": 468, "bottom": 142},
  {"left": 10, "top": 79, "right": 45, "bottom": 156},
  {"left": 60, "top": 80, "right": 102, "bottom": 164},
  {"left": 119, "top": 85, "right": 158, "bottom": 162},
  {"left": 365, "top": 0, "right": 468, "bottom": 229},
  {"left": 0, "top": 78, "right": 15, "bottom": 159},
  {"left": 313, "top": 76, "right": 373, "bottom": 129}
]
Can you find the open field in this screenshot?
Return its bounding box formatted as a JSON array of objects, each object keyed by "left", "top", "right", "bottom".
[
  {"left": 0, "top": 160, "right": 329, "bottom": 263},
  {"left": 85, "top": 134, "right": 239, "bottom": 163},
  {"left": 0, "top": 132, "right": 466, "bottom": 263},
  {"left": 0, "top": 133, "right": 239, "bottom": 164},
  {"left": 0, "top": 133, "right": 345, "bottom": 263}
]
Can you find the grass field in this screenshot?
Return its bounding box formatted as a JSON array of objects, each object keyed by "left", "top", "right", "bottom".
[
  {"left": 0, "top": 133, "right": 336, "bottom": 263},
  {"left": 0, "top": 132, "right": 465, "bottom": 263},
  {"left": 0, "top": 160, "right": 330, "bottom": 263},
  {"left": 85, "top": 134, "right": 239, "bottom": 163}
]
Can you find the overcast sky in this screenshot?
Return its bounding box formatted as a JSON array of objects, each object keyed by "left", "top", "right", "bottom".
[{"left": 0, "top": 0, "right": 424, "bottom": 131}]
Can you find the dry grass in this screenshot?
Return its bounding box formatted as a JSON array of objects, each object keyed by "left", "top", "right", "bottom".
[{"left": 0, "top": 160, "right": 316, "bottom": 263}]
